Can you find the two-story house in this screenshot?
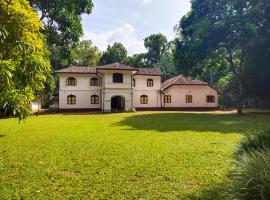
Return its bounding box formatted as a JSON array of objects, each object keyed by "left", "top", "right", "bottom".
[{"left": 56, "top": 63, "right": 219, "bottom": 112}]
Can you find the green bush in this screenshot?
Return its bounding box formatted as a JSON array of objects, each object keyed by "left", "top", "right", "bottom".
[
  {"left": 229, "top": 149, "right": 270, "bottom": 200},
  {"left": 236, "top": 129, "right": 270, "bottom": 156}
]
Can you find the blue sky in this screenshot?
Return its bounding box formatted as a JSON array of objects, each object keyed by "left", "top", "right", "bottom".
[{"left": 82, "top": 0, "right": 191, "bottom": 55}]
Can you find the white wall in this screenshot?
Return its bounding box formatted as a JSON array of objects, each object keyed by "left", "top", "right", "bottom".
[
  {"left": 133, "top": 75, "right": 161, "bottom": 108},
  {"left": 59, "top": 74, "right": 101, "bottom": 109},
  {"left": 162, "top": 85, "right": 218, "bottom": 108}
]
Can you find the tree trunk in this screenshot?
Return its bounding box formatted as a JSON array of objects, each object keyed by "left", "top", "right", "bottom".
[{"left": 237, "top": 81, "right": 243, "bottom": 115}]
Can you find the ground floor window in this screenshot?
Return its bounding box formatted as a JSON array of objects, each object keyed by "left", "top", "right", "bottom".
[
  {"left": 164, "top": 95, "right": 171, "bottom": 103},
  {"left": 140, "top": 95, "right": 148, "bottom": 104},
  {"left": 91, "top": 95, "right": 99, "bottom": 104},
  {"left": 186, "top": 95, "right": 192, "bottom": 103},
  {"left": 67, "top": 95, "right": 76, "bottom": 105},
  {"left": 206, "top": 95, "right": 215, "bottom": 103}
]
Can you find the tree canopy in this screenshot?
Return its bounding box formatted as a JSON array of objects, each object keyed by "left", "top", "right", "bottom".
[
  {"left": 71, "top": 40, "right": 100, "bottom": 66},
  {"left": 174, "top": 0, "right": 270, "bottom": 114},
  {"left": 0, "top": 0, "right": 51, "bottom": 120},
  {"left": 100, "top": 43, "right": 128, "bottom": 65},
  {"left": 29, "top": 0, "right": 94, "bottom": 69}
]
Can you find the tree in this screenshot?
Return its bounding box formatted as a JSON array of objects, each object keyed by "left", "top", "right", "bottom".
[
  {"left": 175, "top": 0, "right": 270, "bottom": 114},
  {"left": 72, "top": 40, "right": 100, "bottom": 66},
  {"left": 0, "top": 0, "right": 51, "bottom": 120},
  {"left": 125, "top": 53, "right": 148, "bottom": 68},
  {"left": 100, "top": 43, "right": 128, "bottom": 65},
  {"left": 144, "top": 33, "right": 168, "bottom": 65},
  {"left": 29, "top": 0, "right": 94, "bottom": 69}
]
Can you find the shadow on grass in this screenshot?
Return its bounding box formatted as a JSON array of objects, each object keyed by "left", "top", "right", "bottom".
[
  {"left": 0, "top": 134, "right": 5, "bottom": 138},
  {"left": 114, "top": 112, "right": 261, "bottom": 134},
  {"left": 195, "top": 182, "right": 229, "bottom": 200}
]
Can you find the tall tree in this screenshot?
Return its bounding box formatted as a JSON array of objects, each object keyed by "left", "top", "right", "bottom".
[
  {"left": 72, "top": 40, "right": 100, "bottom": 66},
  {"left": 29, "top": 0, "right": 94, "bottom": 69},
  {"left": 144, "top": 33, "right": 168, "bottom": 65},
  {"left": 100, "top": 43, "right": 128, "bottom": 65},
  {"left": 175, "top": 0, "right": 270, "bottom": 114},
  {"left": 0, "top": 0, "right": 51, "bottom": 119}
]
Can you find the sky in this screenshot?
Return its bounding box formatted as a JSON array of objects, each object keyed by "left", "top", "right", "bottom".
[{"left": 82, "top": 0, "right": 191, "bottom": 55}]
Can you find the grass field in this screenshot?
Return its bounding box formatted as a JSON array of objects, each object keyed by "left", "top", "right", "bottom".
[{"left": 1, "top": 112, "right": 270, "bottom": 199}]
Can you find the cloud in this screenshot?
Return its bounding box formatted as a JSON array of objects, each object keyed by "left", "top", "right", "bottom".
[
  {"left": 83, "top": 24, "right": 146, "bottom": 55},
  {"left": 140, "top": 0, "right": 153, "bottom": 5}
]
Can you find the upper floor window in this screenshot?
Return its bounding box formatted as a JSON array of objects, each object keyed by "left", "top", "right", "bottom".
[
  {"left": 164, "top": 95, "right": 171, "bottom": 103},
  {"left": 91, "top": 95, "right": 99, "bottom": 104},
  {"left": 147, "top": 79, "right": 153, "bottom": 87},
  {"left": 186, "top": 95, "right": 193, "bottom": 103},
  {"left": 206, "top": 95, "right": 215, "bottom": 103},
  {"left": 133, "top": 79, "right": 136, "bottom": 87},
  {"left": 113, "top": 73, "right": 123, "bottom": 83},
  {"left": 140, "top": 95, "right": 148, "bottom": 104},
  {"left": 66, "top": 77, "right": 76, "bottom": 86},
  {"left": 90, "top": 78, "right": 99, "bottom": 86},
  {"left": 67, "top": 95, "right": 76, "bottom": 105}
]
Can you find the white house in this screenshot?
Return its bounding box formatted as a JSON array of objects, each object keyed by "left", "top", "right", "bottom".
[{"left": 56, "top": 63, "right": 218, "bottom": 112}]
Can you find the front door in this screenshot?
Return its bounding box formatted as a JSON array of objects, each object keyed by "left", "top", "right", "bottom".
[{"left": 111, "top": 96, "right": 125, "bottom": 111}]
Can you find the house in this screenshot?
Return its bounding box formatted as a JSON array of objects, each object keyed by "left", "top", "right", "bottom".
[{"left": 56, "top": 63, "right": 218, "bottom": 112}]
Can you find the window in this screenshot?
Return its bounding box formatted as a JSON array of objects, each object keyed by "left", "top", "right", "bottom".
[
  {"left": 66, "top": 77, "right": 76, "bottom": 86},
  {"left": 133, "top": 79, "right": 136, "bottom": 87},
  {"left": 113, "top": 73, "right": 123, "bottom": 83},
  {"left": 164, "top": 95, "right": 171, "bottom": 103},
  {"left": 140, "top": 95, "right": 148, "bottom": 104},
  {"left": 90, "top": 78, "right": 99, "bottom": 86},
  {"left": 186, "top": 95, "right": 192, "bottom": 103},
  {"left": 67, "top": 95, "right": 76, "bottom": 105},
  {"left": 147, "top": 79, "right": 153, "bottom": 87},
  {"left": 207, "top": 95, "right": 215, "bottom": 103},
  {"left": 91, "top": 95, "right": 99, "bottom": 104}
]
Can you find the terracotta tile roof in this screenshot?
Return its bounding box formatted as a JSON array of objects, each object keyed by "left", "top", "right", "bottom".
[
  {"left": 97, "top": 63, "right": 138, "bottom": 71},
  {"left": 56, "top": 67, "right": 97, "bottom": 74},
  {"left": 161, "top": 75, "right": 209, "bottom": 90},
  {"left": 56, "top": 63, "right": 162, "bottom": 76},
  {"left": 136, "top": 68, "right": 163, "bottom": 76}
]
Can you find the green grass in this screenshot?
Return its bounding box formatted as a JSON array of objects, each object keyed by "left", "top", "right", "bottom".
[{"left": 1, "top": 112, "right": 270, "bottom": 199}]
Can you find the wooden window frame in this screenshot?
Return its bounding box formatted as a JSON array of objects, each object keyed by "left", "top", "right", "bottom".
[
  {"left": 140, "top": 95, "right": 148, "bottom": 104},
  {"left": 67, "top": 95, "right": 76, "bottom": 105},
  {"left": 91, "top": 95, "right": 99, "bottom": 104},
  {"left": 164, "top": 95, "right": 171, "bottom": 103},
  {"left": 113, "top": 73, "right": 123, "bottom": 83},
  {"left": 66, "top": 77, "right": 77, "bottom": 86},
  {"left": 206, "top": 95, "right": 215, "bottom": 103},
  {"left": 90, "top": 78, "right": 99, "bottom": 86},
  {"left": 186, "top": 95, "right": 193, "bottom": 103},
  {"left": 147, "top": 79, "right": 154, "bottom": 87}
]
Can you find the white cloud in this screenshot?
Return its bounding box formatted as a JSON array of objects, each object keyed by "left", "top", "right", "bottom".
[
  {"left": 140, "top": 0, "right": 153, "bottom": 5},
  {"left": 83, "top": 24, "right": 146, "bottom": 55}
]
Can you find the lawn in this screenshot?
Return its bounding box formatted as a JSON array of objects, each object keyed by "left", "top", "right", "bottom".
[{"left": 1, "top": 112, "right": 270, "bottom": 199}]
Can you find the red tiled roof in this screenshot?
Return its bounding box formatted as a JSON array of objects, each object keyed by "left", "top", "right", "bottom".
[
  {"left": 56, "top": 63, "right": 162, "bottom": 76},
  {"left": 97, "top": 63, "right": 138, "bottom": 71},
  {"left": 161, "top": 75, "right": 210, "bottom": 90},
  {"left": 136, "top": 68, "right": 163, "bottom": 76},
  {"left": 56, "top": 67, "right": 97, "bottom": 74}
]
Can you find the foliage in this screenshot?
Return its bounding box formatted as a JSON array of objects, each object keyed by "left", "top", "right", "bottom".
[
  {"left": 29, "top": 0, "right": 94, "bottom": 69},
  {"left": 144, "top": 33, "right": 168, "bottom": 65},
  {"left": 2, "top": 112, "right": 270, "bottom": 199},
  {"left": 125, "top": 53, "right": 148, "bottom": 68},
  {"left": 100, "top": 42, "right": 128, "bottom": 65},
  {"left": 175, "top": 0, "right": 270, "bottom": 114},
  {"left": 71, "top": 40, "right": 100, "bottom": 66},
  {"left": 0, "top": 0, "right": 51, "bottom": 120},
  {"left": 236, "top": 129, "right": 270, "bottom": 156},
  {"left": 229, "top": 149, "right": 270, "bottom": 200}
]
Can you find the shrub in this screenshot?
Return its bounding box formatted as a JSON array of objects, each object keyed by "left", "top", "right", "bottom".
[
  {"left": 236, "top": 129, "right": 270, "bottom": 156},
  {"left": 229, "top": 149, "right": 270, "bottom": 200}
]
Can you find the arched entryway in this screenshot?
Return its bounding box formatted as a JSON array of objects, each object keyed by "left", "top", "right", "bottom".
[{"left": 111, "top": 96, "right": 125, "bottom": 111}]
